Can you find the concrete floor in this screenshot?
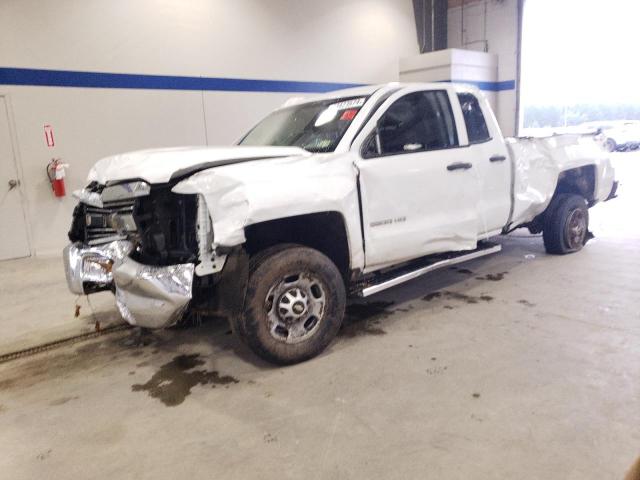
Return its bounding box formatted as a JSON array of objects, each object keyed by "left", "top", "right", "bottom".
[
  {"left": 0, "top": 256, "right": 123, "bottom": 355},
  {"left": 0, "top": 153, "right": 638, "bottom": 479}
]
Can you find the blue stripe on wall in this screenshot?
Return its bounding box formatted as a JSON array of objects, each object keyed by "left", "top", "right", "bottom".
[
  {"left": 0, "top": 67, "right": 516, "bottom": 93},
  {"left": 447, "top": 79, "right": 516, "bottom": 92},
  {"left": 0, "top": 67, "right": 363, "bottom": 93}
]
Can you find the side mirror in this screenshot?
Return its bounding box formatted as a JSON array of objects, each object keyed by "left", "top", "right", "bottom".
[{"left": 361, "top": 130, "right": 381, "bottom": 159}]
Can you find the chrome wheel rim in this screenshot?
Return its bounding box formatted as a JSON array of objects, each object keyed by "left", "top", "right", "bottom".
[
  {"left": 565, "top": 208, "right": 587, "bottom": 249},
  {"left": 265, "top": 273, "right": 326, "bottom": 344}
]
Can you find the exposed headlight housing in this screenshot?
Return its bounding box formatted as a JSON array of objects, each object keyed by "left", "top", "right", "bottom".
[{"left": 73, "top": 180, "right": 151, "bottom": 208}]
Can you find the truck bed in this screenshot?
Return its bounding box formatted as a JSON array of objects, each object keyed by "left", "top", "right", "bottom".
[{"left": 505, "top": 134, "right": 616, "bottom": 229}]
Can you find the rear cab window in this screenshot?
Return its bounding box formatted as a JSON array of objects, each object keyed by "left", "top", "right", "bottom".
[{"left": 457, "top": 93, "right": 491, "bottom": 144}]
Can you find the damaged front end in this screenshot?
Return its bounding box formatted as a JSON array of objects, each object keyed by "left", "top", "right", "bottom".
[
  {"left": 113, "top": 259, "right": 194, "bottom": 328},
  {"left": 64, "top": 181, "right": 235, "bottom": 329}
]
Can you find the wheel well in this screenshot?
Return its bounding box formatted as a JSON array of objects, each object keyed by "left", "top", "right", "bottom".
[
  {"left": 244, "top": 212, "right": 351, "bottom": 283},
  {"left": 555, "top": 165, "right": 596, "bottom": 204},
  {"left": 525, "top": 165, "right": 596, "bottom": 234}
]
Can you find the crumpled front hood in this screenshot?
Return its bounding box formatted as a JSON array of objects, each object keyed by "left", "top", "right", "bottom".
[{"left": 87, "top": 145, "right": 309, "bottom": 184}]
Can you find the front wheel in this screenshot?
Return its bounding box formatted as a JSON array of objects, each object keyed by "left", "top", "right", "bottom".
[
  {"left": 240, "top": 245, "right": 346, "bottom": 365},
  {"left": 542, "top": 194, "right": 589, "bottom": 255}
]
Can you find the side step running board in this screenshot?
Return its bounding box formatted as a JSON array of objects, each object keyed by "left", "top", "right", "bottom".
[{"left": 361, "top": 243, "right": 502, "bottom": 297}]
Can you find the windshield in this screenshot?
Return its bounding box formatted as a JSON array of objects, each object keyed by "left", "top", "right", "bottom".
[{"left": 239, "top": 96, "right": 368, "bottom": 153}]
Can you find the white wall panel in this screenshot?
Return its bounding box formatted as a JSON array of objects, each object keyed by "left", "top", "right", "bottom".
[
  {"left": 0, "top": 0, "right": 418, "bottom": 256},
  {"left": 0, "top": 0, "right": 416, "bottom": 82},
  {"left": 202, "top": 92, "right": 293, "bottom": 146},
  {"left": 7, "top": 87, "right": 207, "bottom": 255},
  {"left": 447, "top": 0, "right": 520, "bottom": 136}
]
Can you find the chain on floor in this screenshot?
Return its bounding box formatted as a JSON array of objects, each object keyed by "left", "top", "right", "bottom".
[{"left": 0, "top": 324, "right": 131, "bottom": 365}]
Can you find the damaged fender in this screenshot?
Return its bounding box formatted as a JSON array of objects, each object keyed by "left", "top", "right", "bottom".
[{"left": 171, "top": 153, "right": 365, "bottom": 270}]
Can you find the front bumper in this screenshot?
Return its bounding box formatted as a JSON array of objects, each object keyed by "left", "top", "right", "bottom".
[
  {"left": 63, "top": 241, "right": 195, "bottom": 329},
  {"left": 63, "top": 241, "right": 133, "bottom": 295}
]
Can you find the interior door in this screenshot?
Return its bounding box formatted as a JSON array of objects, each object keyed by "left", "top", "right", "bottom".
[
  {"left": 0, "top": 96, "right": 30, "bottom": 260},
  {"left": 355, "top": 89, "right": 480, "bottom": 271}
]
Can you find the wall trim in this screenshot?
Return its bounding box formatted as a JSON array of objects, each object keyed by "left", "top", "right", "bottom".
[
  {"left": 446, "top": 79, "right": 516, "bottom": 92},
  {"left": 0, "top": 67, "right": 516, "bottom": 93},
  {"left": 0, "top": 67, "right": 363, "bottom": 93},
  {"left": 0, "top": 67, "right": 516, "bottom": 94}
]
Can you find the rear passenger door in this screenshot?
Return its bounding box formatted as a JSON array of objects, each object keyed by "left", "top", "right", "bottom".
[
  {"left": 456, "top": 92, "right": 511, "bottom": 235},
  {"left": 354, "top": 89, "right": 480, "bottom": 270}
]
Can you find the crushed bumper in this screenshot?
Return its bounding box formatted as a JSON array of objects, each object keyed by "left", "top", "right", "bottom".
[
  {"left": 63, "top": 241, "right": 133, "bottom": 295},
  {"left": 113, "top": 259, "right": 194, "bottom": 329},
  {"left": 63, "top": 241, "right": 194, "bottom": 329}
]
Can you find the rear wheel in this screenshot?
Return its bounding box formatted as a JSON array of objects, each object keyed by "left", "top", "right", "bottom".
[
  {"left": 605, "top": 138, "right": 617, "bottom": 152},
  {"left": 240, "top": 245, "right": 346, "bottom": 364},
  {"left": 542, "top": 194, "right": 589, "bottom": 254}
]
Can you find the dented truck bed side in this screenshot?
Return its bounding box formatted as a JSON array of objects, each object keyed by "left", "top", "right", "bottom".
[{"left": 506, "top": 134, "right": 616, "bottom": 229}]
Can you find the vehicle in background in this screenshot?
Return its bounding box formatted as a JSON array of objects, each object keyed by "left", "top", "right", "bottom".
[
  {"left": 580, "top": 120, "right": 640, "bottom": 152},
  {"left": 63, "top": 83, "right": 618, "bottom": 364}
]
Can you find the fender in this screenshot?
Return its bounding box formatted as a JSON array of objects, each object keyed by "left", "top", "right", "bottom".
[{"left": 171, "top": 152, "right": 366, "bottom": 271}]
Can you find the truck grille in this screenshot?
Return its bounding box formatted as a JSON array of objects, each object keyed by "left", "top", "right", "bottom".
[
  {"left": 68, "top": 184, "right": 198, "bottom": 264},
  {"left": 85, "top": 200, "right": 136, "bottom": 244},
  {"left": 69, "top": 199, "right": 137, "bottom": 245}
]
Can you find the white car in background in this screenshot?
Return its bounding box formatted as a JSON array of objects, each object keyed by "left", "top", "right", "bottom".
[{"left": 580, "top": 120, "right": 640, "bottom": 152}]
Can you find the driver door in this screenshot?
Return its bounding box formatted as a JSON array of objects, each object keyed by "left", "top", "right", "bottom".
[{"left": 355, "top": 89, "right": 480, "bottom": 271}]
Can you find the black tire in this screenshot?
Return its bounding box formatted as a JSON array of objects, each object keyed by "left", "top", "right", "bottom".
[
  {"left": 542, "top": 194, "right": 589, "bottom": 255},
  {"left": 241, "top": 244, "right": 346, "bottom": 365},
  {"left": 228, "top": 244, "right": 292, "bottom": 344}
]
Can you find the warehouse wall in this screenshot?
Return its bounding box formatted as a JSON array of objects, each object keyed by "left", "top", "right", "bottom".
[
  {"left": 447, "top": 0, "right": 520, "bottom": 136},
  {"left": 0, "top": 0, "right": 418, "bottom": 256}
]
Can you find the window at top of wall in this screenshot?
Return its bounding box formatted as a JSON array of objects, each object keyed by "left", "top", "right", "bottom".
[{"left": 457, "top": 93, "right": 491, "bottom": 144}]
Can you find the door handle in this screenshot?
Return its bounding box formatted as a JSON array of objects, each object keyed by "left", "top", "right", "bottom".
[
  {"left": 490, "top": 155, "right": 506, "bottom": 162},
  {"left": 446, "top": 162, "right": 472, "bottom": 171}
]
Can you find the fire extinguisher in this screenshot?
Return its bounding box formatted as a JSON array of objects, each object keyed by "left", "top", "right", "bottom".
[{"left": 46, "top": 158, "right": 69, "bottom": 197}]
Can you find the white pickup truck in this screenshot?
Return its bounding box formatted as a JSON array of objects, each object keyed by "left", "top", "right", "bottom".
[{"left": 64, "top": 83, "right": 617, "bottom": 364}]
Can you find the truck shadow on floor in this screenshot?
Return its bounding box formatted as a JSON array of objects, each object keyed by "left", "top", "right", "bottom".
[
  {"left": 0, "top": 235, "right": 545, "bottom": 397},
  {"left": 338, "top": 234, "right": 545, "bottom": 338}
]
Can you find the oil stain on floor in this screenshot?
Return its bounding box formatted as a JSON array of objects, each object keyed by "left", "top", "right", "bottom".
[
  {"left": 476, "top": 271, "right": 509, "bottom": 281},
  {"left": 451, "top": 267, "right": 474, "bottom": 275},
  {"left": 517, "top": 299, "right": 536, "bottom": 307},
  {"left": 422, "top": 291, "right": 494, "bottom": 305},
  {"left": 132, "top": 354, "right": 239, "bottom": 407}
]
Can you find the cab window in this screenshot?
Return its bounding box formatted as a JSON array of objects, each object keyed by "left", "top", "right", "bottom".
[
  {"left": 371, "top": 90, "right": 458, "bottom": 156},
  {"left": 457, "top": 93, "right": 491, "bottom": 144}
]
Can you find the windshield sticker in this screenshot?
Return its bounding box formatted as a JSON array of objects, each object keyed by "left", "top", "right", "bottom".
[
  {"left": 314, "top": 106, "right": 339, "bottom": 127},
  {"left": 332, "top": 98, "right": 366, "bottom": 110},
  {"left": 340, "top": 109, "right": 359, "bottom": 121},
  {"left": 304, "top": 138, "right": 332, "bottom": 150}
]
